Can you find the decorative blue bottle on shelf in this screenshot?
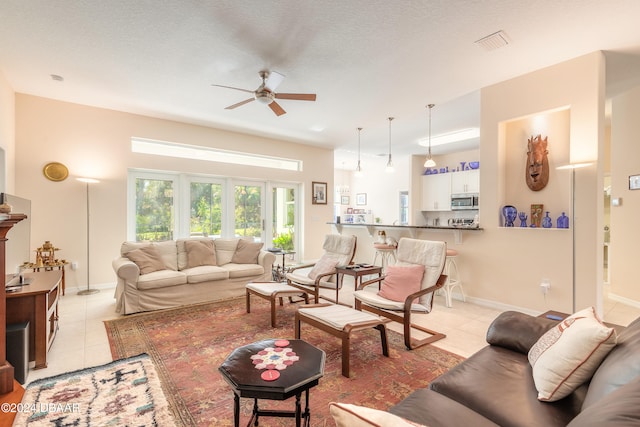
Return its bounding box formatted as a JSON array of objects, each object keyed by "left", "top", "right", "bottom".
[
  {"left": 502, "top": 205, "right": 517, "bottom": 227},
  {"left": 542, "top": 211, "right": 553, "bottom": 228},
  {"left": 557, "top": 212, "right": 569, "bottom": 229}
]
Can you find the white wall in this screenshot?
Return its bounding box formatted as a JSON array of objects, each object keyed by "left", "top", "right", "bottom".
[
  {"left": 0, "top": 73, "right": 15, "bottom": 193},
  {"left": 14, "top": 94, "right": 335, "bottom": 291},
  {"left": 610, "top": 86, "right": 640, "bottom": 303}
]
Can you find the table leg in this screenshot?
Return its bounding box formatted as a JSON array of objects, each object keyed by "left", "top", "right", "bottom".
[
  {"left": 233, "top": 394, "right": 240, "bottom": 427},
  {"left": 295, "top": 393, "right": 301, "bottom": 427}
]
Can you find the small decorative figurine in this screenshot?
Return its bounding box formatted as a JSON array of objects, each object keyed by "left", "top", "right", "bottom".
[
  {"left": 518, "top": 211, "right": 528, "bottom": 227},
  {"left": 557, "top": 212, "right": 569, "bottom": 229},
  {"left": 525, "top": 135, "right": 550, "bottom": 191},
  {"left": 542, "top": 211, "right": 553, "bottom": 228}
]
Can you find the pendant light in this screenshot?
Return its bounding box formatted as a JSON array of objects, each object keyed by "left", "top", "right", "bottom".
[
  {"left": 385, "top": 117, "right": 395, "bottom": 173},
  {"left": 355, "top": 127, "right": 363, "bottom": 177},
  {"left": 424, "top": 104, "right": 436, "bottom": 168}
]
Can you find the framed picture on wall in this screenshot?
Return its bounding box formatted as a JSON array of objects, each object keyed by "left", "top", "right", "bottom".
[
  {"left": 341, "top": 195, "right": 349, "bottom": 205},
  {"left": 312, "top": 181, "right": 327, "bottom": 204},
  {"left": 356, "top": 193, "right": 367, "bottom": 206},
  {"left": 630, "top": 174, "right": 640, "bottom": 190}
]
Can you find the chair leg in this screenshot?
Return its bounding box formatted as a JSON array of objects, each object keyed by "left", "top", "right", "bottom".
[
  {"left": 294, "top": 312, "right": 301, "bottom": 339},
  {"left": 403, "top": 312, "right": 446, "bottom": 350},
  {"left": 246, "top": 289, "right": 251, "bottom": 314}
]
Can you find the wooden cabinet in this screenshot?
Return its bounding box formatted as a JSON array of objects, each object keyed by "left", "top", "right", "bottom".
[
  {"left": 451, "top": 170, "right": 480, "bottom": 194},
  {"left": 6, "top": 270, "right": 61, "bottom": 369},
  {"left": 421, "top": 174, "right": 451, "bottom": 211}
]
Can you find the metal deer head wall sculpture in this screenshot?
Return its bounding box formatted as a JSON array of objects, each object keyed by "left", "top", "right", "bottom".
[{"left": 525, "top": 135, "right": 549, "bottom": 191}]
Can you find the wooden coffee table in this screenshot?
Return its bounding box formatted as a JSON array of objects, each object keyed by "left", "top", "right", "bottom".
[{"left": 218, "top": 339, "right": 325, "bottom": 427}]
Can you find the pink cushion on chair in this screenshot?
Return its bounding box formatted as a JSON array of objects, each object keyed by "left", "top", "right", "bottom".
[{"left": 378, "top": 265, "right": 425, "bottom": 302}]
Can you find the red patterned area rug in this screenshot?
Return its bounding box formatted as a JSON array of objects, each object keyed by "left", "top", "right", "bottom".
[{"left": 104, "top": 298, "right": 464, "bottom": 426}]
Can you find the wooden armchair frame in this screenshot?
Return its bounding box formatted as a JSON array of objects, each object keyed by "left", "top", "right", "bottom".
[{"left": 355, "top": 272, "right": 448, "bottom": 350}]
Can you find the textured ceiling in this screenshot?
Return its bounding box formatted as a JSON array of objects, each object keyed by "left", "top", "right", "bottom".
[{"left": 2, "top": 0, "right": 640, "bottom": 170}]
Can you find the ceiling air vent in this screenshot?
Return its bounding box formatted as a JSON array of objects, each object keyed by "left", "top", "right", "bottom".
[{"left": 475, "top": 30, "right": 509, "bottom": 51}]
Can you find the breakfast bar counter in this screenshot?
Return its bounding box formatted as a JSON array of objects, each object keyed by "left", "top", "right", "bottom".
[{"left": 328, "top": 222, "right": 483, "bottom": 244}]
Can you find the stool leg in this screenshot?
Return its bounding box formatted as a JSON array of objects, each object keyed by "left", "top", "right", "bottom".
[
  {"left": 270, "top": 295, "right": 277, "bottom": 327},
  {"left": 342, "top": 334, "right": 350, "bottom": 378},
  {"left": 246, "top": 289, "right": 251, "bottom": 313},
  {"left": 375, "top": 324, "right": 389, "bottom": 357}
]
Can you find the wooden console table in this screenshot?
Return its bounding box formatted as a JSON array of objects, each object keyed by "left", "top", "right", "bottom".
[{"left": 5, "top": 270, "right": 61, "bottom": 369}]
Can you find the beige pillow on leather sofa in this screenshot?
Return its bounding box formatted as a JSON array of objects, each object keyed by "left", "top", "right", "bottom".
[{"left": 528, "top": 306, "right": 617, "bottom": 402}]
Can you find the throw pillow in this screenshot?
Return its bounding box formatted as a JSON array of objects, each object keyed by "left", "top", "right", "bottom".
[
  {"left": 377, "top": 265, "right": 425, "bottom": 303},
  {"left": 231, "top": 239, "right": 264, "bottom": 264},
  {"left": 329, "top": 402, "right": 426, "bottom": 427},
  {"left": 528, "top": 306, "right": 617, "bottom": 402},
  {"left": 125, "top": 245, "right": 167, "bottom": 275},
  {"left": 185, "top": 239, "right": 216, "bottom": 268},
  {"left": 307, "top": 255, "right": 339, "bottom": 280}
]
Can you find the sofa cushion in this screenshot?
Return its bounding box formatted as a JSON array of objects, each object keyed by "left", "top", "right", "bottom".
[
  {"left": 185, "top": 239, "right": 217, "bottom": 268},
  {"left": 136, "top": 269, "right": 187, "bottom": 290},
  {"left": 231, "top": 239, "right": 264, "bottom": 264},
  {"left": 125, "top": 245, "right": 167, "bottom": 275},
  {"left": 329, "top": 402, "right": 425, "bottom": 427},
  {"left": 567, "top": 377, "right": 640, "bottom": 426},
  {"left": 224, "top": 263, "right": 264, "bottom": 278},
  {"left": 429, "top": 345, "right": 585, "bottom": 427},
  {"left": 214, "top": 238, "right": 239, "bottom": 265},
  {"left": 581, "top": 316, "right": 640, "bottom": 409},
  {"left": 183, "top": 265, "right": 229, "bottom": 283},
  {"left": 486, "top": 311, "right": 557, "bottom": 354},
  {"left": 377, "top": 264, "right": 424, "bottom": 303},
  {"left": 389, "top": 388, "right": 500, "bottom": 427},
  {"left": 122, "top": 241, "right": 178, "bottom": 271},
  {"left": 528, "top": 307, "right": 617, "bottom": 402}
]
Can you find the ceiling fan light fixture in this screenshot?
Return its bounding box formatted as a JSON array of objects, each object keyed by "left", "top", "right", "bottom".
[
  {"left": 424, "top": 104, "right": 436, "bottom": 168},
  {"left": 255, "top": 91, "right": 274, "bottom": 105}
]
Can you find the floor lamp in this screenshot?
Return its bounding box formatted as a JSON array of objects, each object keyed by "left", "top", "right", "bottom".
[
  {"left": 557, "top": 163, "right": 592, "bottom": 313},
  {"left": 77, "top": 177, "right": 100, "bottom": 295}
]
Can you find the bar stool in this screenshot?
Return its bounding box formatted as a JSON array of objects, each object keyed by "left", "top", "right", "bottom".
[
  {"left": 373, "top": 243, "right": 397, "bottom": 272},
  {"left": 443, "top": 249, "right": 466, "bottom": 307}
]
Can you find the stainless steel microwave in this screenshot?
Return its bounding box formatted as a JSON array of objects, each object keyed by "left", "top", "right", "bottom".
[{"left": 451, "top": 193, "right": 479, "bottom": 210}]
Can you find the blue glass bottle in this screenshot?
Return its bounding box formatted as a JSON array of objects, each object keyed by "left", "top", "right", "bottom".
[
  {"left": 557, "top": 212, "right": 569, "bottom": 229},
  {"left": 542, "top": 211, "right": 552, "bottom": 228}
]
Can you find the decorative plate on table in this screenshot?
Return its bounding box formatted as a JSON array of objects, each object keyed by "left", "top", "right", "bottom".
[{"left": 43, "top": 162, "right": 69, "bottom": 181}]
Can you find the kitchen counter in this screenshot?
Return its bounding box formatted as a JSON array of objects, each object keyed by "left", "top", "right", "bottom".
[{"left": 328, "top": 222, "right": 482, "bottom": 244}]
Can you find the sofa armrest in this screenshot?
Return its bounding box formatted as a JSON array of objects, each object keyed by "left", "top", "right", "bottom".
[
  {"left": 486, "top": 310, "right": 557, "bottom": 354},
  {"left": 112, "top": 257, "right": 140, "bottom": 283},
  {"left": 257, "top": 250, "right": 276, "bottom": 271}
]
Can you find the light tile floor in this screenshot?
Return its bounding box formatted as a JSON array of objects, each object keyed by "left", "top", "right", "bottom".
[{"left": 25, "top": 281, "right": 640, "bottom": 384}]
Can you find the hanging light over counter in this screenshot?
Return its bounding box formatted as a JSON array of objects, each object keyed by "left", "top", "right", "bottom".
[
  {"left": 424, "top": 104, "right": 436, "bottom": 168},
  {"left": 385, "top": 117, "right": 395, "bottom": 173},
  {"left": 355, "top": 127, "right": 363, "bottom": 177}
]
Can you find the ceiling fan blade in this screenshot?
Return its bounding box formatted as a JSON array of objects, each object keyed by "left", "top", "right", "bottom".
[
  {"left": 211, "top": 84, "right": 254, "bottom": 94},
  {"left": 264, "top": 71, "right": 285, "bottom": 92},
  {"left": 225, "top": 98, "right": 255, "bottom": 109},
  {"left": 268, "top": 101, "right": 286, "bottom": 116},
  {"left": 275, "top": 93, "right": 317, "bottom": 101}
]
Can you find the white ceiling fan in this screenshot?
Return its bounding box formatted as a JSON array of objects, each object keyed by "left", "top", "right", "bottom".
[{"left": 212, "top": 70, "right": 316, "bottom": 116}]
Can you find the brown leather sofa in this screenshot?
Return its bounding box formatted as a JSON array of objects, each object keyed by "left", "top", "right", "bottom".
[{"left": 389, "top": 311, "right": 640, "bottom": 427}]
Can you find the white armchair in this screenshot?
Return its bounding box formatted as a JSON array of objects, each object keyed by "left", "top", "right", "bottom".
[
  {"left": 286, "top": 234, "right": 357, "bottom": 303},
  {"left": 353, "top": 238, "right": 447, "bottom": 350}
]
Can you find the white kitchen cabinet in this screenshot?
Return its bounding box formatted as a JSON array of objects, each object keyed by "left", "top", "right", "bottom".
[
  {"left": 421, "top": 174, "right": 451, "bottom": 211},
  {"left": 451, "top": 169, "right": 479, "bottom": 194}
]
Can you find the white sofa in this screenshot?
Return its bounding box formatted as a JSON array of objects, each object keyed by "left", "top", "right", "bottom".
[{"left": 113, "top": 237, "right": 276, "bottom": 314}]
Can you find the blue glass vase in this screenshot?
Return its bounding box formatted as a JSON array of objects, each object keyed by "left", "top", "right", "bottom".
[
  {"left": 557, "top": 212, "right": 569, "bottom": 229},
  {"left": 542, "top": 211, "right": 553, "bottom": 228},
  {"left": 502, "top": 205, "right": 517, "bottom": 227}
]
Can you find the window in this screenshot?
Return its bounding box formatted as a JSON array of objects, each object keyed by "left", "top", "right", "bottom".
[{"left": 128, "top": 171, "right": 300, "bottom": 256}]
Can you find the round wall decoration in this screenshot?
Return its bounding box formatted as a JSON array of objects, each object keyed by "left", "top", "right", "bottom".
[{"left": 43, "top": 162, "right": 69, "bottom": 182}]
